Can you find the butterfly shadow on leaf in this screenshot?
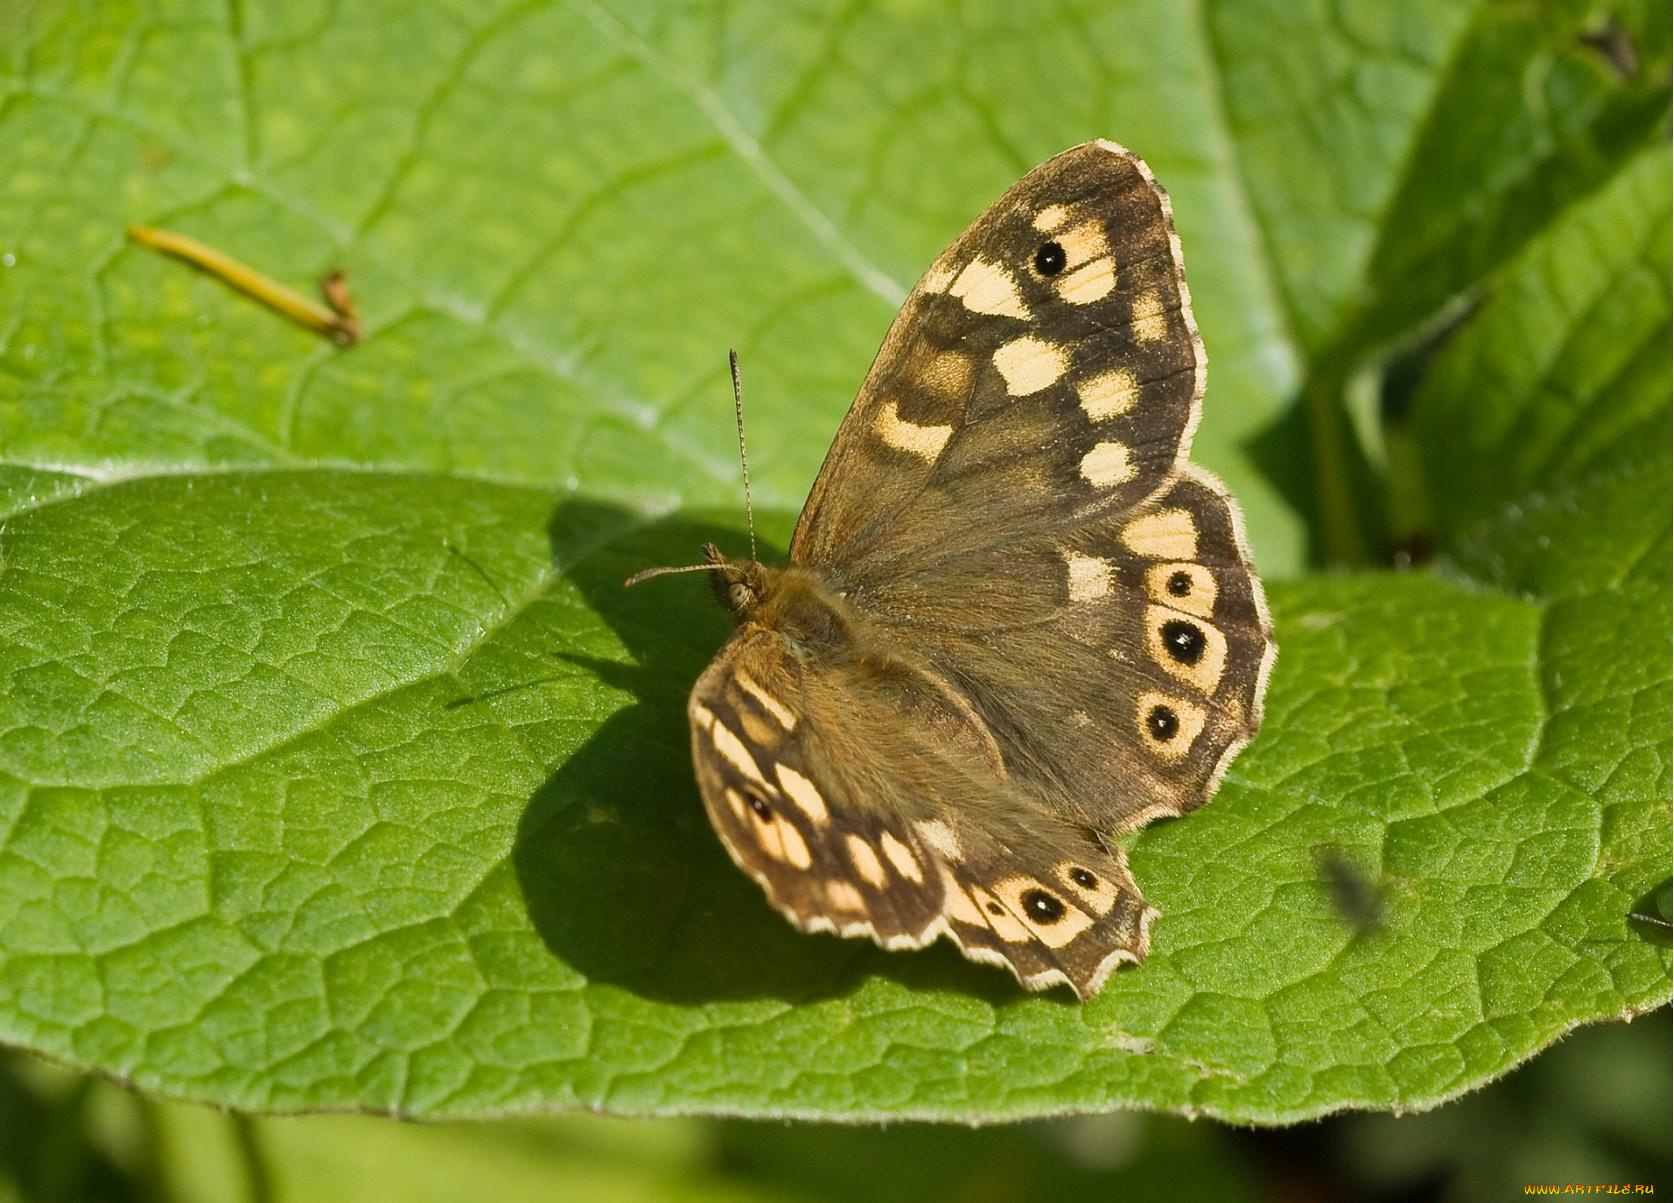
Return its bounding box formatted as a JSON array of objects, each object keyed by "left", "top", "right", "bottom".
[{"left": 509, "top": 496, "right": 1023, "bottom": 1008}]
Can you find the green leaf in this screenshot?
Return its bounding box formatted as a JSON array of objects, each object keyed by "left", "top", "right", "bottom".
[{"left": 0, "top": 0, "right": 1667, "bottom": 1125}]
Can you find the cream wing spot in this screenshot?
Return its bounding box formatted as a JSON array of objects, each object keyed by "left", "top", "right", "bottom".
[
  {"left": 827, "top": 880, "right": 865, "bottom": 912},
  {"left": 691, "top": 702, "right": 715, "bottom": 731},
  {"left": 1147, "top": 562, "right": 1218, "bottom": 618},
  {"left": 1056, "top": 218, "right": 1110, "bottom": 268},
  {"left": 1053, "top": 218, "right": 1115, "bottom": 304},
  {"left": 1131, "top": 290, "right": 1169, "bottom": 342},
  {"left": 915, "top": 819, "right": 963, "bottom": 860},
  {"left": 847, "top": 836, "right": 887, "bottom": 888},
  {"left": 774, "top": 764, "right": 829, "bottom": 824},
  {"left": 778, "top": 818, "right": 812, "bottom": 870},
  {"left": 969, "top": 886, "right": 1031, "bottom": 943},
  {"left": 992, "top": 336, "right": 1068, "bottom": 396},
  {"left": 1122, "top": 508, "right": 1199, "bottom": 560},
  {"left": 1078, "top": 368, "right": 1140, "bottom": 420},
  {"left": 734, "top": 671, "right": 796, "bottom": 730},
  {"left": 950, "top": 258, "right": 1030, "bottom": 318},
  {"left": 711, "top": 718, "right": 768, "bottom": 787},
  {"left": 1080, "top": 441, "right": 1136, "bottom": 488},
  {"left": 874, "top": 399, "right": 953, "bottom": 461},
  {"left": 1063, "top": 551, "right": 1113, "bottom": 602},
  {"left": 1057, "top": 258, "right": 1116, "bottom": 305},
  {"left": 879, "top": 832, "right": 924, "bottom": 883},
  {"left": 1032, "top": 203, "right": 1070, "bottom": 232},
  {"left": 938, "top": 871, "right": 987, "bottom": 926},
  {"left": 921, "top": 262, "right": 955, "bottom": 293}
]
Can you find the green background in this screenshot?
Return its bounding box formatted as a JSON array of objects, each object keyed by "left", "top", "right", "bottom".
[{"left": 0, "top": 0, "right": 1669, "bottom": 1194}]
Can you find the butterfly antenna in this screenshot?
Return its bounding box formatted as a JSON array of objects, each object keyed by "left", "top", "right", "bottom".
[
  {"left": 730, "top": 348, "right": 757, "bottom": 563},
  {"left": 623, "top": 561, "right": 725, "bottom": 588},
  {"left": 621, "top": 353, "right": 753, "bottom": 588}
]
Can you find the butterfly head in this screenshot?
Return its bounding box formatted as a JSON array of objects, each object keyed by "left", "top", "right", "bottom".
[{"left": 701, "top": 542, "right": 769, "bottom": 617}]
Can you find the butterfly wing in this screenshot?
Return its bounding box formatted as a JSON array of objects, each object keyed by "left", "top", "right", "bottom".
[
  {"left": 690, "top": 624, "right": 1153, "bottom": 998},
  {"left": 791, "top": 140, "right": 1203, "bottom": 579},
  {"left": 883, "top": 465, "right": 1275, "bottom": 832},
  {"left": 787, "top": 139, "right": 1272, "bottom": 831}
]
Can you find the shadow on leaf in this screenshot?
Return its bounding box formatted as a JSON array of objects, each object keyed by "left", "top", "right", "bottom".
[{"left": 510, "top": 497, "right": 1025, "bottom": 1008}]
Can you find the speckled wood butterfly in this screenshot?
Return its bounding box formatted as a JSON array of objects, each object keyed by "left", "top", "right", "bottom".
[{"left": 668, "top": 141, "right": 1273, "bottom": 998}]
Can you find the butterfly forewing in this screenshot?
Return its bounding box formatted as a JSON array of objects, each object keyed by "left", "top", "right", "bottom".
[{"left": 791, "top": 140, "right": 1203, "bottom": 582}]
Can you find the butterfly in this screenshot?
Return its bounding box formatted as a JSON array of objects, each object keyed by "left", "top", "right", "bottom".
[{"left": 663, "top": 141, "right": 1274, "bottom": 999}]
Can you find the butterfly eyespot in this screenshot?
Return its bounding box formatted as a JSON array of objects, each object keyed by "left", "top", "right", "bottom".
[
  {"left": 1146, "top": 704, "right": 1179, "bottom": 741},
  {"left": 1167, "top": 570, "right": 1193, "bottom": 597},
  {"left": 745, "top": 792, "right": 773, "bottom": 821},
  {"left": 1033, "top": 240, "right": 1067, "bottom": 277},
  {"left": 1022, "top": 889, "right": 1066, "bottom": 923},
  {"left": 1160, "top": 620, "right": 1206, "bottom": 666},
  {"left": 1070, "top": 867, "right": 1097, "bottom": 888}
]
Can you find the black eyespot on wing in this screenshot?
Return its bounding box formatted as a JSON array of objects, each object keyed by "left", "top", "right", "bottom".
[
  {"left": 746, "top": 793, "right": 773, "bottom": 821},
  {"left": 1023, "top": 890, "right": 1065, "bottom": 923},
  {"left": 1161, "top": 620, "right": 1206, "bottom": 666},
  {"left": 1033, "top": 240, "right": 1066, "bottom": 276},
  {"left": 1070, "top": 867, "right": 1097, "bottom": 888},
  {"left": 1147, "top": 704, "right": 1179, "bottom": 741},
  {"left": 1167, "top": 570, "right": 1193, "bottom": 597}
]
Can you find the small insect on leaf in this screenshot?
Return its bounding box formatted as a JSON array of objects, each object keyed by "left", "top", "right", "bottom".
[
  {"left": 126, "top": 225, "right": 363, "bottom": 346},
  {"left": 1316, "top": 846, "right": 1383, "bottom": 933}
]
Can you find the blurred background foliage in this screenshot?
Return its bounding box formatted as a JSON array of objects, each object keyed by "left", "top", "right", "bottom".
[{"left": 2, "top": 1014, "right": 1669, "bottom": 1201}]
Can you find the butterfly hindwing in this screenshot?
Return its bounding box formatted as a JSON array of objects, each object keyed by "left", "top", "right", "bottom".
[
  {"left": 689, "top": 624, "right": 1155, "bottom": 997},
  {"left": 865, "top": 464, "right": 1274, "bottom": 835},
  {"left": 689, "top": 626, "right": 947, "bottom": 948},
  {"left": 925, "top": 829, "right": 1154, "bottom": 997}
]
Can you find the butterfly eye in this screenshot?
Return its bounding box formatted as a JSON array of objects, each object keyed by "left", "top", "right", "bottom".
[
  {"left": 1033, "top": 240, "right": 1067, "bottom": 276},
  {"left": 728, "top": 582, "right": 755, "bottom": 611}
]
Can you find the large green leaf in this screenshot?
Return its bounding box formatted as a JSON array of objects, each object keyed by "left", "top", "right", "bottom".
[{"left": 0, "top": 0, "right": 1667, "bottom": 1124}]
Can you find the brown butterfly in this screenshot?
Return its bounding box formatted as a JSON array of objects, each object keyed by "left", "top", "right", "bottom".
[{"left": 645, "top": 141, "right": 1274, "bottom": 999}]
